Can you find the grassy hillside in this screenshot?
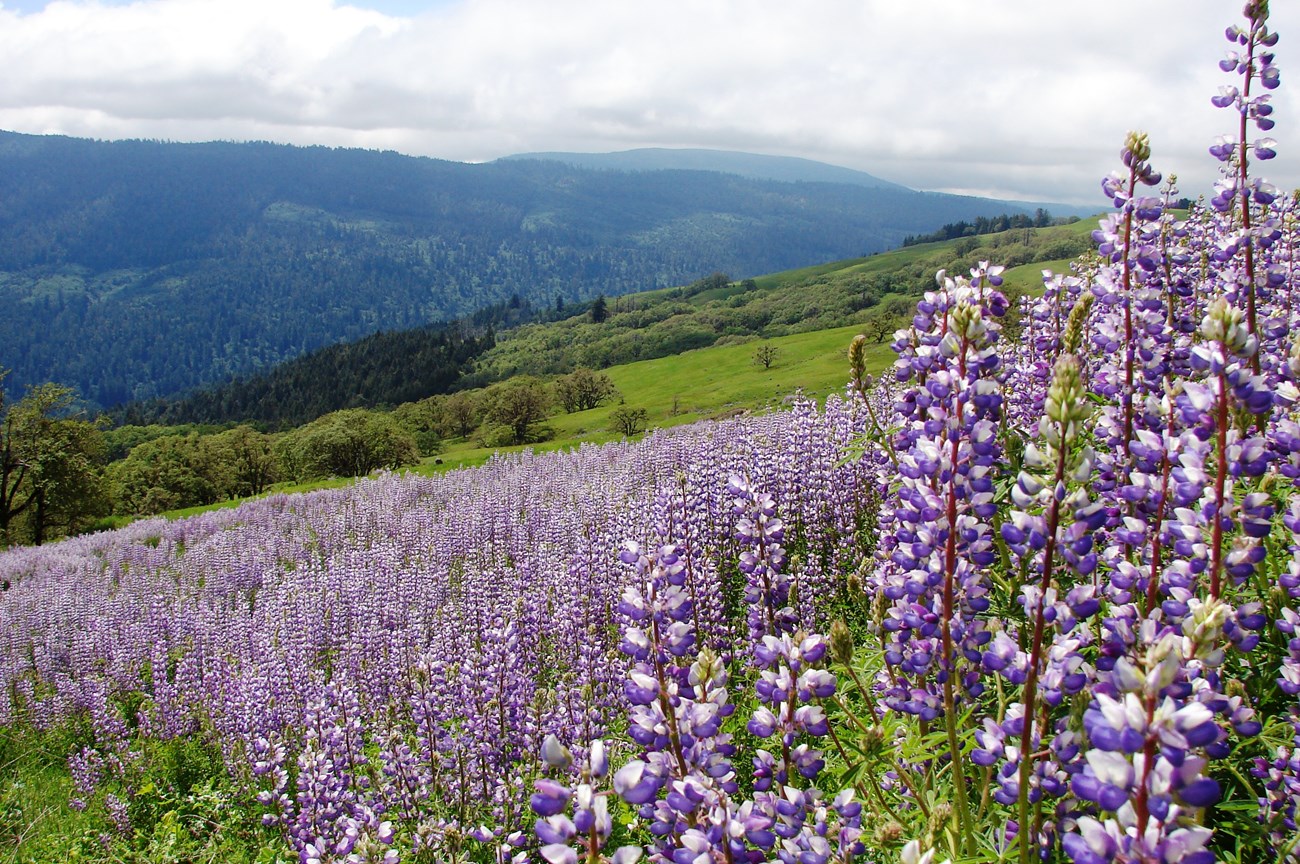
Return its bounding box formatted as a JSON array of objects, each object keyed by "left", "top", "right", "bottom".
[
  {"left": 134, "top": 235, "right": 1100, "bottom": 527},
  {"left": 72, "top": 217, "right": 1110, "bottom": 531},
  {"left": 411, "top": 322, "right": 895, "bottom": 475},
  {"left": 470, "top": 217, "right": 1099, "bottom": 380},
  {"left": 416, "top": 230, "right": 1092, "bottom": 474}
]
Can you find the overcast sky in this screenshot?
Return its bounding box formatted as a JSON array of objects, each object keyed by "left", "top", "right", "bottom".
[{"left": 0, "top": 0, "right": 1296, "bottom": 206}]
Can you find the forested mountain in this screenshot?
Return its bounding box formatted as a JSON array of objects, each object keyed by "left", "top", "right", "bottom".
[
  {"left": 117, "top": 301, "right": 530, "bottom": 429},
  {"left": 123, "top": 220, "right": 1098, "bottom": 428},
  {"left": 118, "top": 324, "right": 495, "bottom": 430},
  {"left": 503, "top": 148, "right": 911, "bottom": 189},
  {"left": 1, "top": 130, "right": 1048, "bottom": 408},
  {"left": 508, "top": 149, "right": 1101, "bottom": 218}
]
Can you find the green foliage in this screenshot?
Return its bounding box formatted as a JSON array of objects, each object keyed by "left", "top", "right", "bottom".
[
  {"left": 482, "top": 377, "right": 553, "bottom": 445},
  {"left": 439, "top": 391, "right": 482, "bottom": 439},
  {"left": 392, "top": 397, "right": 444, "bottom": 456},
  {"left": 72, "top": 241, "right": 1072, "bottom": 529},
  {"left": 0, "top": 724, "right": 281, "bottom": 863},
  {"left": 106, "top": 433, "right": 226, "bottom": 516},
  {"left": 472, "top": 220, "right": 1095, "bottom": 383},
  {"left": 554, "top": 368, "right": 619, "bottom": 413},
  {"left": 277, "top": 409, "right": 419, "bottom": 481},
  {"left": 609, "top": 406, "right": 649, "bottom": 437},
  {"left": 204, "top": 425, "right": 280, "bottom": 497},
  {"left": 120, "top": 322, "right": 496, "bottom": 430},
  {"left": 862, "top": 296, "right": 913, "bottom": 343},
  {"left": 0, "top": 379, "right": 108, "bottom": 546},
  {"left": 0, "top": 723, "right": 97, "bottom": 862},
  {"left": 899, "top": 208, "right": 1077, "bottom": 246},
  {"left": 751, "top": 343, "right": 780, "bottom": 369},
  {"left": 101, "top": 424, "right": 214, "bottom": 462}
]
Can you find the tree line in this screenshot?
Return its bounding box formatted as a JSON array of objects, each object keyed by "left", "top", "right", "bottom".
[
  {"left": 1, "top": 220, "right": 1101, "bottom": 546},
  {"left": 0, "top": 365, "right": 633, "bottom": 547},
  {"left": 899, "top": 210, "right": 1078, "bottom": 247}
]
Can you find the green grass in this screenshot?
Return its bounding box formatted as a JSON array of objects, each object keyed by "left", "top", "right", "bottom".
[
  {"left": 127, "top": 220, "right": 1108, "bottom": 519},
  {"left": 146, "top": 243, "right": 1094, "bottom": 516},
  {"left": 0, "top": 726, "right": 283, "bottom": 863},
  {"left": 142, "top": 321, "right": 893, "bottom": 507},
  {"left": 0, "top": 727, "right": 97, "bottom": 863},
  {"left": 1000, "top": 258, "right": 1077, "bottom": 294},
  {"left": 473, "top": 218, "right": 1102, "bottom": 382},
  {"left": 407, "top": 322, "right": 893, "bottom": 476}
]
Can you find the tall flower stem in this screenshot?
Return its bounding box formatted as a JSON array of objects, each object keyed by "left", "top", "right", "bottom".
[
  {"left": 1120, "top": 163, "right": 1140, "bottom": 457},
  {"left": 1015, "top": 438, "right": 1068, "bottom": 864},
  {"left": 1238, "top": 8, "right": 1262, "bottom": 372},
  {"left": 1146, "top": 424, "right": 1175, "bottom": 615},
  {"left": 1208, "top": 367, "right": 1231, "bottom": 601},
  {"left": 1009, "top": 352, "right": 1091, "bottom": 864},
  {"left": 940, "top": 333, "right": 973, "bottom": 851}
]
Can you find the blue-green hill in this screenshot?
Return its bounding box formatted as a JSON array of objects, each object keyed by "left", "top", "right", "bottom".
[{"left": 1, "top": 131, "right": 1070, "bottom": 408}]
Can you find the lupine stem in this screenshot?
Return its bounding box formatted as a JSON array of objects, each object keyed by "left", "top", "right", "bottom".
[
  {"left": 940, "top": 330, "right": 973, "bottom": 852},
  {"left": 1016, "top": 425, "right": 1070, "bottom": 864},
  {"left": 1209, "top": 367, "right": 1231, "bottom": 601},
  {"left": 841, "top": 662, "right": 880, "bottom": 720},
  {"left": 649, "top": 611, "right": 691, "bottom": 779},
  {"left": 1121, "top": 164, "right": 1139, "bottom": 459},
  {"left": 1134, "top": 692, "right": 1159, "bottom": 834},
  {"left": 1238, "top": 10, "right": 1262, "bottom": 373},
  {"left": 824, "top": 721, "right": 906, "bottom": 825},
  {"left": 1146, "top": 411, "right": 1176, "bottom": 615}
]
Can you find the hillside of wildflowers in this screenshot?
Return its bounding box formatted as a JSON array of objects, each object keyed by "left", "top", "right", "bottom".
[{"left": 3, "top": 3, "right": 1300, "bottom": 863}]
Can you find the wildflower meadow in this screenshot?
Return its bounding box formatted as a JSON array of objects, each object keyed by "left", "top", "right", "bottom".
[{"left": 2, "top": 3, "right": 1300, "bottom": 863}]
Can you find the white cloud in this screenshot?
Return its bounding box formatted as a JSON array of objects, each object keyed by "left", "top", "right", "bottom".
[{"left": 0, "top": 0, "right": 1295, "bottom": 205}]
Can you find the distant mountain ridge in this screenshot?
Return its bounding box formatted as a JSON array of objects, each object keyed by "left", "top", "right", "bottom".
[
  {"left": 0, "top": 130, "right": 1057, "bottom": 408},
  {"left": 504, "top": 148, "right": 1100, "bottom": 218},
  {"left": 503, "top": 148, "right": 909, "bottom": 190}
]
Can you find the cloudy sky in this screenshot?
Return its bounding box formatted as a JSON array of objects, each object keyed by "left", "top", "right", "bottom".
[{"left": 0, "top": 0, "right": 1295, "bottom": 206}]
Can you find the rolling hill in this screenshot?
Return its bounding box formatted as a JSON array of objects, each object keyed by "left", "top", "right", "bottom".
[
  {"left": 0, "top": 131, "right": 1071, "bottom": 408},
  {"left": 123, "top": 219, "right": 1098, "bottom": 428}
]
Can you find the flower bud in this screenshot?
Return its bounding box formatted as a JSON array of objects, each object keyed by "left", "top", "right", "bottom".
[
  {"left": 928, "top": 802, "right": 955, "bottom": 835},
  {"left": 1044, "top": 354, "right": 1091, "bottom": 437},
  {"left": 1125, "top": 130, "right": 1153, "bottom": 164},
  {"left": 589, "top": 740, "right": 608, "bottom": 779},
  {"left": 849, "top": 334, "right": 868, "bottom": 385},
  {"left": 1061, "top": 291, "right": 1095, "bottom": 356},
  {"left": 860, "top": 725, "right": 886, "bottom": 756},
  {"left": 1200, "top": 297, "right": 1255, "bottom": 357},
  {"left": 830, "top": 619, "right": 855, "bottom": 666},
  {"left": 874, "top": 821, "right": 904, "bottom": 845}
]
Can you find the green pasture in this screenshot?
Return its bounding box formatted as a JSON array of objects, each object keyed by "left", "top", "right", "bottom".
[{"left": 141, "top": 231, "right": 1096, "bottom": 517}]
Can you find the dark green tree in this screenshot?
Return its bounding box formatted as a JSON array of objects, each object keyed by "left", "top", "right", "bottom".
[
  {"left": 485, "top": 378, "right": 552, "bottom": 444},
  {"left": 439, "top": 391, "right": 481, "bottom": 439},
  {"left": 554, "top": 368, "right": 619, "bottom": 413},
  {"left": 280, "top": 409, "right": 419, "bottom": 481},
  {"left": 392, "top": 397, "right": 444, "bottom": 456},
  {"left": 590, "top": 295, "right": 609, "bottom": 323},
  {"left": 206, "top": 425, "right": 280, "bottom": 497},
  {"left": 108, "top": 433, "right": 225, "bottom": 517},
  {"left": 1, "top": 378, "right": 107, "bottom": 545},
  {"left": 609, "top": 406, "right": 648, "bottom": 437},
  {"left": 864, "top": 296, "right": 914, "bottom": 343},
  {"left": 752, "top": 344, "right": 780, "bottom": 370}
]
